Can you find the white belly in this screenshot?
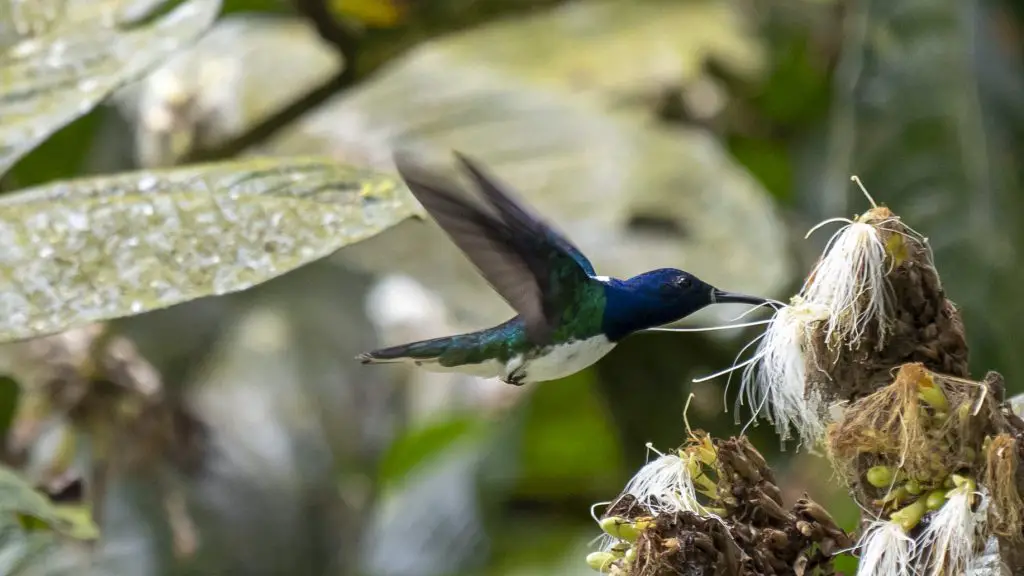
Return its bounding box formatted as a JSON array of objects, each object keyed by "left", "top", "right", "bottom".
[
  {"left": 412, "top": 335, "right": 616, "bottom": 384},
  {"left": 509, "top": 335, "right": 616, "bottom": 383}
]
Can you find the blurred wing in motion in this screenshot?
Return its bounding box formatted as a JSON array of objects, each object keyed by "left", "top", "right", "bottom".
[{"left": 394, "top": 151, "right": 596, "bottom": 344}]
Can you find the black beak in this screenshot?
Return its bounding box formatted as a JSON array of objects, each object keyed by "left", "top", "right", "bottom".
[{"left": 711, "top": 288, "right": 773, "bottom": 307}]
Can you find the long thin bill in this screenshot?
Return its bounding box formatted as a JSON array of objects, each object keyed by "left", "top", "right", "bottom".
[{"left": 711, "top": 289, "right": 772, "bottom": 307}]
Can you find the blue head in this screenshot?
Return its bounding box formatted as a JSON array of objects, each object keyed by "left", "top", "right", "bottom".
[{"left": 599, "top": 268, "right": 768, "bottom": 341}]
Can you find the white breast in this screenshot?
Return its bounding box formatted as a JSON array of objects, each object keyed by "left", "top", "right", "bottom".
[{"left": 508, "top": 335, "right": 616, "bottom": 383}]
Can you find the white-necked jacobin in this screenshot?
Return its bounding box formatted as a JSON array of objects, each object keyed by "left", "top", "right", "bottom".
[{"left": 358, "top": 152, "right": 771, "bottom": 385}]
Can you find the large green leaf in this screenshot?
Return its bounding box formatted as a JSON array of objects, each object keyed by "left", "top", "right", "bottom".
[
  {"left": 810, "top": 0, "right": 1024, "bottom": 385},
  {"left": 0, "top": 157, "right": 417, "bottom": 342},
  {"left": 0, "top": 0, "right": 221, "bottom": 176}
]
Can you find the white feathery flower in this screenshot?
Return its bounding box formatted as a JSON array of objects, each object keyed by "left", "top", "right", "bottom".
[
  {"left": 856, "top": 520, "right": 917, "bottom": 576},
  {"left": 738, "top": 300, "right": 831, "bottom": 447},
  {"left": 917, "top": 487, "right": 987, "bottom": 576},
  {"left": 693, "top": 298, "right": 830, "bottom": 449},
  {"left": 589, "top": 445, "right": 717, "bottom": 553},
  {"left": 801, "top": 218, "right": 893, "bottom": 349},
  {"left": 619, "top": 450, "right": 707, "bottom": 517}
]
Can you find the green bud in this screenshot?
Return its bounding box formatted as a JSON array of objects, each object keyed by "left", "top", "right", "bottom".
[
  {"left": 609, "top": 542, "right": 629, "bottom": 558},
  {"left": 625, "top": 548, "right": 637, "bottom": 564},
  {"left": 867, "top": 466, "right": 896, "bottom": 488},
  {"left": 686, "top": 457, "right": 717, "bottom": 494},
  {"left": 958, "top": 404, "right": 972, "bottom": 420},
  {"left": 885, "top": 233, "right": 908, "bottom": 266},
  {"left": 962, "top": 477, "right": 977, "bottom": 494},
  {"left": 599, "top": 517, "right": 638, "bottom": 542},
  {"left": 696, "top": 446, "right": 717, "bottom": 465},
  {"left": 879, "top": 486, "right": 909, "bottom": 506},
  {"left": 918, "top": 386, "right": 949, "bottom": 412},
  {"left": 926, "top": 489, "right": 948, "bottom": 510},
  {"left": 694, "top": 476, "right": 718, "bottom": 495},
  {"left": 586, "top": 552, "right": 617, "bottom": 573},
  {"left": 904, "top": 479, "right": 923, "bottom": 495},
  {"left": 890, "top": 498, "right": 928, "bottom": 532},
  {"left": 618, "top": 523, "right": 640, "bottom": 543}
]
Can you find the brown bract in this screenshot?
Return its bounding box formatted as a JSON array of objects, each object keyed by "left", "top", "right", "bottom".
[
  {"left": 808, "top": 205, "right": 1024, "bottom": 565},
  {"left": 805, "top": 207, "right": 969, "bottom": 404},
  {"left": 984, "top": 433, "right": 1024, "bottom": 538},
  {"left": 605, "top": 435, "right": 851, "bottom": 575},
  {"left": 827, "top": 363, "right": 1005, "bottom": 514},
  {"left": 609, "top": 204, "right": 1024, "bottom": 573}
]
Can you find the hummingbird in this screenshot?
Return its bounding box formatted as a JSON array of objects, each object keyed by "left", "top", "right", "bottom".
[{"left": 357, "top": 152, "right": 771, "bottom": 386}]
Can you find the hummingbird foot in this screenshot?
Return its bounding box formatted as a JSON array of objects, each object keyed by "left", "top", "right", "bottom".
[{"left": 503, "top": 365, "right": 528, "bottom": 386}]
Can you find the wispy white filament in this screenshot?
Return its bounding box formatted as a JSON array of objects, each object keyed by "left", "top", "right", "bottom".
[
  {"left": 591, "top": 446, "right": 721, "bottom": 552},
  {"left": 802, "top": 220, "right": 893, "bottom": 348},
  {"left": 738, "top": 301, "right": 831, "bottom": 447},
  {"left": 917, "top": 489, "right": 987, "bottom": 576},
  {"left": 644, "top": 318, "right": 771, "bottom": 333},
  {"left": 589, "top": 449, "right": 709, "bottom": 552},
  {"left": 693, "top": 300, "right": 830, "bottom": 448},
  {"left": 645, "top": 300, "right": 782, "bottom": 334},
  {"left": 620, "top": 452, "right": 705, "bottom": 516},
  {"left": 856, "top": 520, "right": 917, "bottom": 576}
]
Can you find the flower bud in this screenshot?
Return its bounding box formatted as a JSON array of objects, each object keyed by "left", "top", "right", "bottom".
[
  {"left": 925, "top": 489, "right": 948, "bottom": 510},
  {"left": 599, "top": 517, "right": 640, "bottom": 542},
  {"left": 866, "top": 465, "right": 896, "bottom": 488},
  {"left": 586, "top": 552, "right": 617, "bottom": 573},
  {"left": 890, "top": 497, "right": 927, "bottom": 531}
]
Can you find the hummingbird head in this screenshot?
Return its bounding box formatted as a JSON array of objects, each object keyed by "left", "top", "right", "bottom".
[{"left": 601, "top": 268, "right": 771, "bottom": 339}]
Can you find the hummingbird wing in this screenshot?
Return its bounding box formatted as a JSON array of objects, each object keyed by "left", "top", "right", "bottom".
[
  {"left": 394, "top": 152, "right": 595, "bottom": 344},
  {"left": 452, "top": 152, "right": 597, "bottom": 276}
]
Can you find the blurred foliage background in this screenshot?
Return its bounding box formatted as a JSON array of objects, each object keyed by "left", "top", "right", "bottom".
[{"left": 2, "top": 0, "right": 1024, "bottom": 574}]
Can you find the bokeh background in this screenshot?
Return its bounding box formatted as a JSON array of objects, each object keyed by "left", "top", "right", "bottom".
[{"left": 2, "top": 0, "right": 1024, "bottom": 574}]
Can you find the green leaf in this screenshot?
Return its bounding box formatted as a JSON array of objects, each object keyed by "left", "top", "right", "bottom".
[
  {"left": 376, "top": 415, "right": 487, "bottom": 490},
  {"left": 47, "top": 505, "right": 98, "bottom": 541},
  {"left": 811, "top": 0, "right": 1024, "bottom": 384},
  {"left": 0, "top": 156, "right": 417, "bottom": 342},
  {"left": 0, "top": 0, "right": 222, "bottom": 177},
  {"left": 0, "top": 465, "right": 96, "bottom": 540}
]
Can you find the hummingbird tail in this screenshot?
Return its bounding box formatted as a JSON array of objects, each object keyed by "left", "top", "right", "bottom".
[{"left": 357, "top": 338, "right": 450, "bottom": 365}]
